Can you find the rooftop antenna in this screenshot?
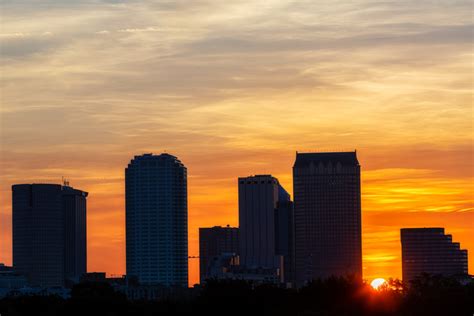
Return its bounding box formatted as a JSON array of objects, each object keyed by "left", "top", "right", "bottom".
[{"left": 62, "top": 177, "right": 70, "bottom": 187}]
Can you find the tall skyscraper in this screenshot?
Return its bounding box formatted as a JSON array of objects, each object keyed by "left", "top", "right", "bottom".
[
  {"left": 125, "top": 153, "right": 188, "bottom": 287},
  {"left": 12, "top": 183, "right": 88, "bottom": 287},
  {"left": 238, "top": 175, "right": 291, "bottom": 279},
  {"left": 63, "top": 186, "right": 88, "bottom": 282},
  {"left": 275, "top": 200, "right": 295, "bottom": 285},
  {"left": 199, "top": 225, "right": 239, "bottom": 283},
  {"left": 293, "top": 152, "right": 362, "bottom": 286},
  {"left": 401, "top": 228, "right": 468, "bottom": 282}
]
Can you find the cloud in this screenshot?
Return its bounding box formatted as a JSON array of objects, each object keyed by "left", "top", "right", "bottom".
[
  {"left": 117, "top": 26, "right": 160, "bottom": 33},
  {"left": 0, "top": 30, "right": 57, "bottom": 57},
  {"left": 0, "top": 32, "right": 31, "bottom": 38}
]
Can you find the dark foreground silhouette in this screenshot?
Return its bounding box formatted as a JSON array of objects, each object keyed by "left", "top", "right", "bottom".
[{"left": 0, "top": 275, "right": 472, "bottom": 316}]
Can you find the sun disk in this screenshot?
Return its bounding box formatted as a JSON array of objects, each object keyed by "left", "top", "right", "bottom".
[{"left": 370, "top": 278, "right": 387, "bottom": 290}]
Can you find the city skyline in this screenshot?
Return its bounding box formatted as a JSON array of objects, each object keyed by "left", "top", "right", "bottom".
[
  {"left": 1, "top": 0, "right": 472, "bottom": 288},
  {"left": 1, "top": 149, "right": 472, "bottom": 286}
]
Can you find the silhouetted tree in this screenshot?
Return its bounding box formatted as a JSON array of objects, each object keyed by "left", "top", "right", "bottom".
[
  {"left": 0, "top": 295, "right": 64, "bottom": 316},
  {"left": 400, "top": 274, "right": 473, "bottom": 316},
  {"left": 0, "top": 275, "right": 472, "bottom": 316},
  {"left": 65, "top": 282, "right": 128, "bottom": 316}
]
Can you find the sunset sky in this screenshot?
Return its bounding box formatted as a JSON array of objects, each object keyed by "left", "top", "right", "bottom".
[{"left": 0, "top": 0, "right": 472, "bottom": 286}]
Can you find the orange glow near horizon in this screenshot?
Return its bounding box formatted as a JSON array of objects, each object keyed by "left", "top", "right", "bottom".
[{"left": 0, "top": 0, "right": 472, "bottom": 287}]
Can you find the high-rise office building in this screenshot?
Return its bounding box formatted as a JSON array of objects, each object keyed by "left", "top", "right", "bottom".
[
  {"left": 199, "top": 225, "right": 239, "bottom": 283},
  {"left": 63, "top": 186, "right": 88, "bottom": 282},
  {"left": 238, "top": 175, "right": 291, "bottom": 280},
  {"left": 125, "top": 153, "right": 188, "bottom": 287},
  {"left": 12, "top": 183, "right": 88, "bottom": 287},
  {"left": 275, "top": 200, "right": 295, "bottom": 285},
  {"left": 293, "top": 152, "right": 362, "bottom": 286},
  {"left": 401, "top": 228, "right": 468, "bottom": 282}
]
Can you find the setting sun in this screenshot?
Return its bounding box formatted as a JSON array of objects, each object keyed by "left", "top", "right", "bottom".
[{"left": 370, "top": 278, "right": 387, "bottom": 290}]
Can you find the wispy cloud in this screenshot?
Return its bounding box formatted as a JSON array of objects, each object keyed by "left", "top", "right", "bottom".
[{"left": 118, "top": 26, "right": 160, "bottom": 33}]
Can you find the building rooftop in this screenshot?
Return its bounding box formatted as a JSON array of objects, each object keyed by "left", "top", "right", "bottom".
[
  {"left": 127, "top": 153, "right": 185, "bottom": 169},
  {"left": 11, "top": 183, "right": 87, "bottom": 196},
  {"left": 401, "top": 227, "right": 445, "bottom": 234},
  {"left": 294, "top": 151, "right": 359, "bottom": 168}
]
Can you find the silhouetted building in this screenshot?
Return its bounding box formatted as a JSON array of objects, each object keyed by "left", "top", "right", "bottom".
[
  {"left": 125, "top": 153, "right": 188, "bottom": 287},
  {"left": 12, "top": 183, "right": 88, "bottom": 288},
  {"left": 80, "top": 272, "right": 128, "bottom": 286},
  {"left": 200, "top": 252, "right": 240, "bottom": 282},
  {"left": 238, "top": 175, "right": 291, "bottom": 282},
  {"left": 293, "top": 152, "right": 362, "bottom": 286},
  {"left": 0, "top": 264, "right": 27, "bottom": 290},
  {"left": 275, "top": 200, "right": 295, "bottom": 285},
  {"left": 199, "top": 225, "right": 239, "bottom": 283},
  {"left": 125, "top": 284, "right": 199, "bottom": 301},
  {"left": 221, "top": 265, "right": 282, "bottom": 285},
  {"left": 401, "top": 228, "right": 468, "bottom": 282},
  {"left": 62, "top": 186, "right": 88, "bottom": 282},
  {"left": 80, "top": 272, "right": 108, "bottom": 283}
]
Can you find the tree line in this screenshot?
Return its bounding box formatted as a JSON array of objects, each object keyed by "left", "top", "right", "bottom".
[{"left": 0, "top": 274, "right": 472, "bottom": 316}]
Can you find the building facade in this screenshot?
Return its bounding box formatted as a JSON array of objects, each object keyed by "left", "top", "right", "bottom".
[
  {"left": 401, "top": 228, "right": 468, "bottom": 282},
  {"left": 275, "top": 200, "right": 295, "bottom": 285},
  {"left": 238, "top": 175, "right": 291, "bottom": 281},
  {"left": 63, "top": 186, "right": 88, "bottom": 282},
  {"left": 12, "top": 183, "right": 87, "bottom": 287},
  {"left": 293, "top": 152, "right": 362, "bottom": 286},
  {"left": 0, "top": 264, "right": 28, "bottom": 291},
  {"left": 199, "top": 225, "right": 239, "bottom": 283},
  {"left": 125, "top": 153, "right": 188, "bottom": 287}
]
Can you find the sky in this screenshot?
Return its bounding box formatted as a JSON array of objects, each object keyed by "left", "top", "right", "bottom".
[{"left": 0, "top": 0, "right": 472, "bottom": 286}]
